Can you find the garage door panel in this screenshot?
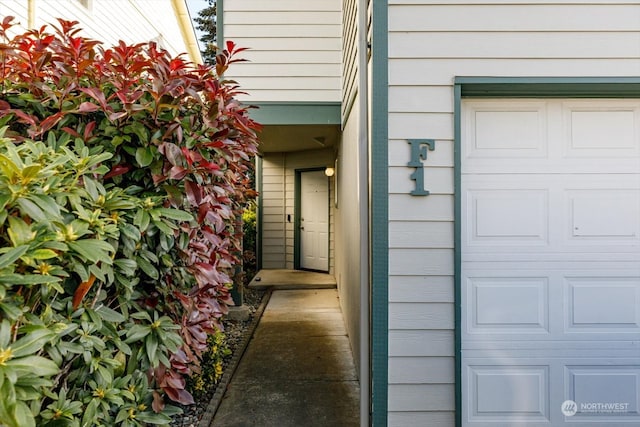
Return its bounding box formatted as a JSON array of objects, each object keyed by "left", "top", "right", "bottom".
[
  {"left": 567, "top": 277, "right": 640, "bottom": 332},
  {"left": 468, "top": 189, "right": 549, "bottom": 244},
  {"left": 566, "top": 365, "right": 640, "bottom": 419},
  {"left": 467, "top": 276, "right": 549, "bottom": 335},
  {"left": 563, "top": 101, "right": 640, "bottom": 158},
  {"left": 465, "top": 101, "right": 548, "bottom": 159},
  {"left": 566, "top": 190, "right": 640, "bottom": 242},
  {"left": 469, "top": 365, "right": 550, "bottom": 423}
]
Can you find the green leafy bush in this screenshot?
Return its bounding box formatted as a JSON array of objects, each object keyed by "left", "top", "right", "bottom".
[{"left": 0, "top": 16, "right": 259, "bottom": 426}]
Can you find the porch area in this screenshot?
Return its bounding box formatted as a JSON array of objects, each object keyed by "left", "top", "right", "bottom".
[{"left": 248, "top": 268, "right": 337, "bottom": 290}]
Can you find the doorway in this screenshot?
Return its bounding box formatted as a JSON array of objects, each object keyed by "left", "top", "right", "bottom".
[{"left": 297, "top": 169, "right": 329, "bottom": 272}]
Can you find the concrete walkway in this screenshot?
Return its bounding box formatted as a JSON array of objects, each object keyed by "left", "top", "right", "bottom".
[{"left": 209, "top": 289, "right": 360, "bottom": 427}]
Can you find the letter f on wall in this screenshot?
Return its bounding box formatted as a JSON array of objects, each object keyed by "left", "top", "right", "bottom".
[{"left": 407, "top": 139, "right": 435, "bottom": 196}]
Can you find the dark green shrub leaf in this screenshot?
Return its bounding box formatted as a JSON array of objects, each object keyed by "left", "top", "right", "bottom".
[
  {"left": 6, "top": 356, "right": 59, "bottom": 377},
  {"left": 11, "top": 328, "right": 55, "bottom": 358},
  {"left": 67, "top": 240, "right": 115, "bottom": 264},
  {"left": 94, "top": 305, "right": 125, "bottom": 323},
  {"left": 135, "top": 146, "right": 154, "bottom": 167},
  {"left": 136, "top": 256, "right": 158, "bottom": 280},
  {"left": 156, "top": 208, "right": 193, "bottom": 222},
  {"left": 0, "top": 274, "right": 62, "bottom": 285},
  {"left": 135, "top": 411, "right": 172, "bottom": 424},
  {"left": 0, "top": 245, "right": 29, "bottom": 269}
]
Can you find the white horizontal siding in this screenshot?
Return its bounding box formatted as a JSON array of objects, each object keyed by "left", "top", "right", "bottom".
[
  {"left": 389, "top": 385, "right": 455, "bottom": 411},
  {"left": 389, "top": 276, "right": 454, "bottom": 303},
  {"left": 389, "top": 357, "right": 454, "bottom": 383},
  {"left": 232, "top": 50, "right": 341, "bottom": 64},
  {"left": 389, "top": 4, "right": 640, "bottom": 31},
  {"left": 389, "top": 222, "right": 454, "bottom": 248},
  {"left": 224, "top": 0, "right": 341, "bottom": 103},
  {"left": 389, "top": 303, "right": 454, "bottom": 329},
  {"left": 388, "top": 412, "right": 455, "bottom": 427},
  {"left": 228, "top": 0, "right": 339, "bottom": 11},
  {"left": 2, "top": 0, "right": 191, "bottom": 58},
  {"left": 389, "top": 249, "right": 454, "bottom": 276},
  {"left": 389, "top": 86, "right": 454, "bottom": 113},
  {"left": 389, "top": 195, "right": 453, "bottom": 221},
  {"left": 390, "top": 58, "right": 640, "bottom": 86},
  {"left": 386, "top": 2, "right": 640, "bottom": 425},
  {"left": 389, "top": 330, "right": 454, "bottom": 357},
  {"left": 390, "top": 32, "right": 640, "bottom": 59},
  {"left": 225, "top": 11, "right": 340, "bottom": 25}
]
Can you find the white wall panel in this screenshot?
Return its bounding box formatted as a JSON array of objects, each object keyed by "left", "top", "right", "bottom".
[{"left": 224, "top": 0, "right": 341, "bottom": 103}]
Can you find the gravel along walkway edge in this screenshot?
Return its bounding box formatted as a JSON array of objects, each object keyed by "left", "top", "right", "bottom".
[{"left": 197, "top": 288, "right": 273, "bottom": 427}]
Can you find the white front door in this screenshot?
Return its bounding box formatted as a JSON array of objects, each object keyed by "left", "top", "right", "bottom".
[
  {"left": 461, "top": 99, "right": 640, "bottom": 426},
  {"left": 300, "top": 170, "right": 329, "bottom": 271}
]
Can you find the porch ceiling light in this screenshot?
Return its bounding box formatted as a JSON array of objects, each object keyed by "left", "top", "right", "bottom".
[{"left": 324, "top": 167, "right": 335, "bottom": 177}]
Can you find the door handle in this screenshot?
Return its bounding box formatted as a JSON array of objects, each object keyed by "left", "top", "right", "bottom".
[{"left": 300, "top": 226, "right": 304, "bottom": 230}]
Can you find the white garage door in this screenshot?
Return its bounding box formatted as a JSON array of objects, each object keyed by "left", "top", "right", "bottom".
[{"left": 461, "top": 99, "right": 640, "bottom": 426}]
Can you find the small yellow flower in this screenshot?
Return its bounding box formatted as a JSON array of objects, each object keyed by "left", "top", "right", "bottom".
[
  {"left": 93, "top": 388, "right": 105, "bottom": 399},
  {"left": 0, "top": 347, "right": 12, "bottom": 365},
  {"left": 36, "top": 262, "right": 52, "bottom": 275}
]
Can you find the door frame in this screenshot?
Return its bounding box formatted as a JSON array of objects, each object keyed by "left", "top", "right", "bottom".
[
  {"left": 294, "top": 167, "right": 330, "bottom": 272},
  {"left": 454, "top": 76, "right": 640, "bottom": 427}
]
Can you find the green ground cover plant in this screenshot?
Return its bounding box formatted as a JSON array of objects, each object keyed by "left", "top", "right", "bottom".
[{"left": 0, "top": 16, "right": 259, "bottom": 426}]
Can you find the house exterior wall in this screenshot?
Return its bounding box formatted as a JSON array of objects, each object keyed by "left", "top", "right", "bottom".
[
  {"left": 335, "top": 95, "right": 363, "bottom": 373},
  {"left": 260, "top": 149, "right": 336, "bottom": 273},
  {"left": 223, "top": 0, "right": 342, "bottom": 103},
  {"left": 386, "top": 2, "right": 640, "bottom": 426},
  {"left": 1, "top": 0, "right": 195, "bottom": 60}
]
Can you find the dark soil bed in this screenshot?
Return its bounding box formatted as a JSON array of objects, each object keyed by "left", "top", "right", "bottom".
[{"left": 170, "top": 287, "right": 267, "bottom": 427}]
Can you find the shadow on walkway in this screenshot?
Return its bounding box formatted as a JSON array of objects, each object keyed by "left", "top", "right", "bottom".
[{"left": 209, "top": 288, "right": 360, "bottom": 427}]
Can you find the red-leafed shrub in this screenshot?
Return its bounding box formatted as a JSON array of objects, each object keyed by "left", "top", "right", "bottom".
[{"left": 0, "top": 16, "right": 259, "bottom": 426}]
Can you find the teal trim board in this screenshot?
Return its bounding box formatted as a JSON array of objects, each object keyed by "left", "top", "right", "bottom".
[
  {"left": 453, "top": 76, "right": 640, "bottom": 427},
  {"left": 456, "top": 76, "right": 640, "bottom": 97},
  {"left": 370, "top": 0, "right": 388, "bottom": 425},
  {"left": 294, "top": 171, "right": 301, "bottom": 270},
  {"left": 256, "top": 156, "right": 263, "bottom": 270},
  {"left": 248, "top": 102, "right": 341, "bottom": 125},
  {"left": 453, "top": 83, "right": 463, "bottom": 427}
]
